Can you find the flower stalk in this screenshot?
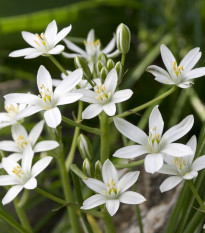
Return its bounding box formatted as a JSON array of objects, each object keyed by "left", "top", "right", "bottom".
[
  {"left": 103, "top": 210, "right": 116, "bottom": 233},
  {"left": 49, "top": 55, "right": 68, "bottom": 76}
]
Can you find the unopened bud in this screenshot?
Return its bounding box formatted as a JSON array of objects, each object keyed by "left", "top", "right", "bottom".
[
  {"left": 95, "top": 160, "right": 102, "bottom": 180},
  {"left": 100, "top": 67, "right": 109, "bottom": 83},
  {"left": 74, "top": 56, "right": 91, "bottom": 79},
  {"left": 107, "top": 59, "right": 115, "bottom": 71},
  {"left": 115, "top": 61, "right": 123, "bottom": 80},
  {"left": 96, "top": 60, "right": 104, "bottom": 74},
  {"left": 83, "top": 158, "right": 94, "bottom": 177},
  {"left": 99, "top": 53, "right": 108, "bottom": 64},
  {"left": 77, "top": 134, "right": 93, "bottom": 160},
  {"left": 116, "top": 23, "right": 131, "bottom": 54}
]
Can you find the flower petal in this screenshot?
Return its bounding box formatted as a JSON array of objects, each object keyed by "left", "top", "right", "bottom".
[
  {"left": 2, "top": 185, "right": 23, "bottom": 205},
  {"left": 106, "top": 199, "right": 120, "bottom": 216},
  {"left": 102, "top": 160, "right": 118, "bottom": 184},
  {"left": 149, "top": 105, "right": 164, "bottom": 135},
  {"left": 102, "top": 34, "right": 116, "bottom": 54},
  {"left": 162, "top": 115, "right": 194, "bottom": 143},
  {"left": 12, "top": 124, "right": 28, "bottom": 143},
  {"left": 0, "top": 175, "right": 19, "bottom": 186},
  {"left": 24, "top": 177, "right": 37, "bottom": 189},
  {"left": 162, "top": 143, "right": 193, "bottom": 157},
  {"left": 44, "top": 107, "right": 61, "bottom": 128},
  {"left": 77, "top": 89, "right": 98, "bottom": 104},
  {"left": 48, "top": 45, "right": 64, "bottom": 54},
  {"left": 183, "top": 171, "right": 198, "bottom": 180},
  {"left": 184, "top": 67, "right": 205, "bottom": 80},
  {"left": 56, "top": 93, "right": 83, "bottom": 106},
  {"left": 146, "top": 65, "right": 172, "bottom": 82},
  {"left": 33, "top": 141, "right": 59, "bottom": 153},
  {"left": 81, "top": 194, "right": 106, "bottom": 210},
  {"left": 144, "top": 153, "right": 163, "bottom": 174},
  {"left": 119, "top": 191, "right": 146, "bottom": 204},
  {"left": 1, "top": 158, "right": 20, "bottom": 176},
  {"left": 22, "top": 144, "right": 34, "bottom": 174},
  {"left": 113, "top": 145, "right": 148, "bottom": 159},
  {"left": 158, "top": 164, "right": 178, "bottom": 175},
  {"left": 155, "top": 76, "right": 175, "bottom": 85},
  {"left": 118, "top": 171, "right": 140, "bottom": 193},
  {"left": 160, "top": 176, "right": 183, "bottom": 192},
  {"left": 103, "top": 102, "right": 116, "bottom": 116},
  {"left": 82, "top": 104, "right": 103, "bottom": 119},
  {"left": 44, "top": 20, "right": 58, "bottom": 45},
  {"left": 28, "top": 120, "right": 44, "bottom": 146},
  {"left": 4, "top": 93, "right": 41, "bottom": 105},
  {"left": 9, "top": 48, "right": 37, "bottom": 57},
  {"left": 160, "top": 44, "right": 176, "bottom": 74},
  {"left": 24, "top": 51, "right": 42, "bottom": 59},
  {"left": 192, "top": 155, "right": 205, "bottom": 172},
  {"left": 112, "top": 89, "right": 133, "bottom": 103},
  {"left": 15, "top": 106, "right": 44, "bottom": 120},
  {"left": 55, "top": 25, "right": 72, "bottom": 45},
  {"left": 63, "top": 39, "right": 86, "bottom": 55},
  {"left": 37, "top": 65, "right": 53, "bottom": 93},
  {"left": 104, "top": 69, "right": 118, "bottom": 95},
  {"left": 186, "top": 135, "right": 197, "bottom": 165},
  {"left": 87, "top": 29, "right": 95, "bottom": 44},
  {"left": 22, "top": 31, "right": 38, "bottom": 48},
  {"left": 31, "top": 156, "right": 53, "bottom": 177},
  {"left": 83, "top": 178, "right": 106, "bottom": 195},
  {"left": 0, "top": 141, "right": 21, "bottom": 152},
  {"left": 114, "top": 117, "right": 148, "bottom": 145}
]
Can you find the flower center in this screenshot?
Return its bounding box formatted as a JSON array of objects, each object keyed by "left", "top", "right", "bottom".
[
  {"left": 174, "top": 157, "right": 186, "bottom": 170},
  {"left": 147, "top": 127, "right": 161, "bottom": 153},
  {"left": 104, "top": 178, "right": 120, "bottom": 196},
  {"left": 95, "top": 85, "right": 111, "bottom": 102},
  {"left": 84, "top": 39, "right": 100, "bottom": 51},
  {"left": 34, "top": 33, "right": 47, "bottom": 48},
  {"left": 5, "top": 104, "right": 19, "bottom": 116},
  {"left": 38, "top": 84, "right": 53, "bottom": 104},
  {"left": 16, "top": 135, "right": 28, "bottom": 149},
  {"left": 173, "top": 61, "right": 184, "bottom": 77},
  {"left": 12, "top": 165, "right": 24, "bottom": 179}
]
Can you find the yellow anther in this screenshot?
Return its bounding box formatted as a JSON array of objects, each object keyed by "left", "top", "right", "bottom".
[
  {"left": 16, "top": 135, "right": 28, "bottom": 149},
  {"left": 12, "top": 165, "right": 24, "bottom": 179},
  {"left": 174, "top": 157, "right": 186, "bottom": 170},
  {"left": 173, "top": 61, "right": 183, "bottom": 76}
]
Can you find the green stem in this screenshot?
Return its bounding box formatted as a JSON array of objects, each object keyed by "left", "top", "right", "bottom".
[
  {"left": 115, "top": 159, "right": 144, "bottom": 169},
  {"left": 0, "top": 209, "right": 28, "bottom": 233},
  {"left": 110, "top": 86, "right": 177, "bottom": 121},
  {"left": 183, "top": 211, "right": 204, "bottom": 233},
  {"left": 103, "top": 211, "right": 116, "bottom": 233},
  {"left": 13, "top": 198, "right": 33, "bottom": 233},
  {"left": 121, "top": 53, "right": 126, "bottom": 66},
  {"left": 35, "top": 187, "right": 66, "bottom": 205},
  {"left": 100, "top": 112, "right": 110, "bottom": 163},
  {"left": 65, "top": 101, "right": 83, "bottom": 171},
  {"left": 18, "top": 190, "right": 29, "bottom": 208},
  {"left": 187, "top": 180, "right": 205, "bottom": 211},
  {"left": 62, "top": 116, "right": 102, "bottom": 135},
  {"left": 49, "top": 55, "right": 68, "bottom": 76}
]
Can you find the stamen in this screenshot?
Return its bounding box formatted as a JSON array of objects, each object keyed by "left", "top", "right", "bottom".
[
  {"left": 174, "top": 157, "right": 186, "bottom": 170},
  {"left": 12, "top": 165, "right": 24, "bottom": 179}
]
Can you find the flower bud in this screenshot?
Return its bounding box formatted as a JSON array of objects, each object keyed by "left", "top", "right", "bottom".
[
  {"left": 74, "top": 56, "right": 92, "bottom": 79},
  {"left": 99, "top": 53, "right": 108, "bottom": 64},
  {"left": 100, "top": 67, "right": 109, "bottom": 83},
  {"left": 95, "top": 160, "right": 102, "bottom": 180},
  {"left": 116, "top": 23, "right": 131, "bottom": 54},
  {"left": 115, "top": 61, "right": 123, "bottom": 81},
  {"left": 77, "top": 134, "right": 93, "bottom": 160},
  {"left": 83, "top": 158, "right": 95, "bottom": 177},
  {"left": 70, "top": 164, "right": 88, "bottom": 180},
  {"left": 96, "top": 60, "right": 104, "bottom": 74},
  {"left": 107, "top": 59, "right": 115, "bottom": 71}
]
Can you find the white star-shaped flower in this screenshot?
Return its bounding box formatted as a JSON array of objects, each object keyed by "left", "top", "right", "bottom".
[
  {"left": 0, "top": 144, "right": 53, "bottom": 205},
  {"left": 159, "top": 136, "right": 205, "bottom": 192},
  {"left": 147, "top": 44, "right": 205, "bottom": 88},
  {"left": 113, "top": 105, "right": 194, "bottom": 174},
  {"left": 4, "top": 65, "right": 83, "bottom": 128},
  {"left": 9, "top": 20, "right": 71, "bottom": 59},
  {"left": 81, "top": 159, "right": 145, "bottom": 216}
]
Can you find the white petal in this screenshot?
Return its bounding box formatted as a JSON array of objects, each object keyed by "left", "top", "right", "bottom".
[
  {"left": 149, "top": 105, "right": 164, "bottom": 135},
  {"left": 160, "top": 176, "right": 183, "bottom": 192},
  {"left": 162, "top": 143, "right": 193, "bottom": 157},
  {"left": 155, "top": 76, "right": 175, "bottom": 85},
  {"left": 103, "top": 102, "right": 116, "bottom": 116},
  {"left": 113, "top": 145, "right": 148, "bottom": 159},
  {"left": 7, "top": 153, "right": 22, "bottom": 162},
  {"left": 44, "top": 20, "right": 58, "bottom": 45},
  {"left": 54, "top": 69, "right": 83, "bottom": 97},
  {"left": 184, "top": 67, "right": 205, "bottom": 80},
  {"left": 22, "top": 144, "right": 34, "bottom": 174},
  {"left": 31, "top": 156, "right": 53, "bottom": 177},
  {"left": 0, "top": 141, "right": 21, "bottom": 152},
  {"left": 81, "top": 194, "right": 106, "bottom": 210},
  {"left": 192, "top": 155, "right": 205, "bottom": 172},
  {"left": 106, "top": 200, "right": 120, "bottom": 216},
  {"left": 119, "top": 191, "right": 146, "bottom": 204},
  {"left": 24, "top": 51, "right": 42, "bottom": 59},
  {"left": 107, "top": 50, "right": 120, "bottom": 58},
  {"left": 33, "top": 141, "right": 59, "bottom": 153},
  {"left": 146, "top": 65, "right": 172, "bottom": 82},
  {"left": 162, "top": 115, "right": 194, "bottom": 143},
  {"left": 56, "top": 93, "right": 82, "bottom": 106},
  {"left": 104, "top": 69, "right": 118, "bottom": 95},
  {"left": 62, "top": 52, "right": 82, "bottom": 58},
  {"left": 1, "top": 158, "right": 20, "bottom": 176},
  {"left": 87, "top": 29, "right": 95, "bottom": 44},
  {"left": 28, "top": 120, "right": 44, "bottom": 146},
  {"left": 9, "top": 48, "right": 37, "bottom": 57},
  {"left": 83, "top": 178, "right": 106, "bottom": 195},
  {"left": 102, "top": 35, "right": 116, "bottom": 54},
  {"left": 179, "top": 48, "right": 201, "bottom": 72},
  {"left": 102, "top": 160, "right": 118, "bottom": 184},
  {"left": 0, "top": 113, "right": 12, "bottom": 122},
  {"left": 114, "top": 117, "right": 148, "bottom": 145},
  {"left": 48, "top": 45, "right": 64, "bottom": 54},
  {"left": 158, "top": 164, "right": 178, "bottom": 175},
  {"left": 12, "top": 124, "right": 28, "bottom": 142},
  {"left": 183, "top": 171, "right": 198, "bottom": 180},
  {"left": 52, "top": 79, "right": 61, "bottom": 87},
  {"left": 2, "top": 185, "right": 23, "bottom": 205},
  {"left": 112, "top": 89, "right": 133, "bottom": 103},
  {"left": 82, "top": 104, "right": 103, "bottom": 119},
  {"left": 63, "top": 39, "right": 86, "bottom": 55},
  {"left": 24, "top": 177, "right": 37, "bottom": 189},
  {"left": 177, "top": 81, "right": 193, "bottom": 88},
  {"left": 15, "top": 106, "right": 44, "bottom": 120},
  {"left": 4, "top": 93, "right": 41, "bottom": 105},
  {"left": 44, "top": 107, "right": 61, "bottom": 128},
  {"left": 37, "top": 65, "right": 53, "bottom": 93},
  {"left": 0, "top": 175, "right": 19, "bottom": 186},
  {"left": 186, "top": 136, "right": 197, "bottom": 165},
  {"left": 55, "top": 25, "right": 72, "bottom": 45},
  {"left": 144, "top": 153, "right": 163, "bottom": 174},
  {"left": 77, "top": 89, "right": 98, "bottom": 104},
  {"left": 160, "top": 44, "right": 176, "bottom": 74},
  {"left": 118, "top": 171, "right": 140, "bottom": 193}
]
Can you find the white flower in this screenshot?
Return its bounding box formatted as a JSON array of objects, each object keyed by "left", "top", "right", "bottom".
[
  {"left": 63, "top": 29, "right": 120, "bottom": 72},
  {"left": 159, "top": 136, "right": 205, "bottom": 192},
  {"left": 81, "top": 159, "right": 145, "bottom": 216},
  {"left": 0, "top": 100, "right": 26, "bottom": 129},
  {"left": 147, "top": 44, "right": 205, "bottom": 88},
  {"left": 113, "top": 105, "right": 194, "bottom": 174},
  {"left": 79, "top": 69, "right": 133, "bottom": 119},
  {"left": 52, "top": 70, "right": 91, "bottom": 90},
  {"left": 9, "top": 20, "right": 71, "bottom": 59},
  {"left": 0, "top": 120, "right": 59, "bottom": 163},
  {"left": 0, "top": 144, "right": 53, "bottom": 205},
  {"left": 4, "top": 65, "right": 83, "bottom": 128}
]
